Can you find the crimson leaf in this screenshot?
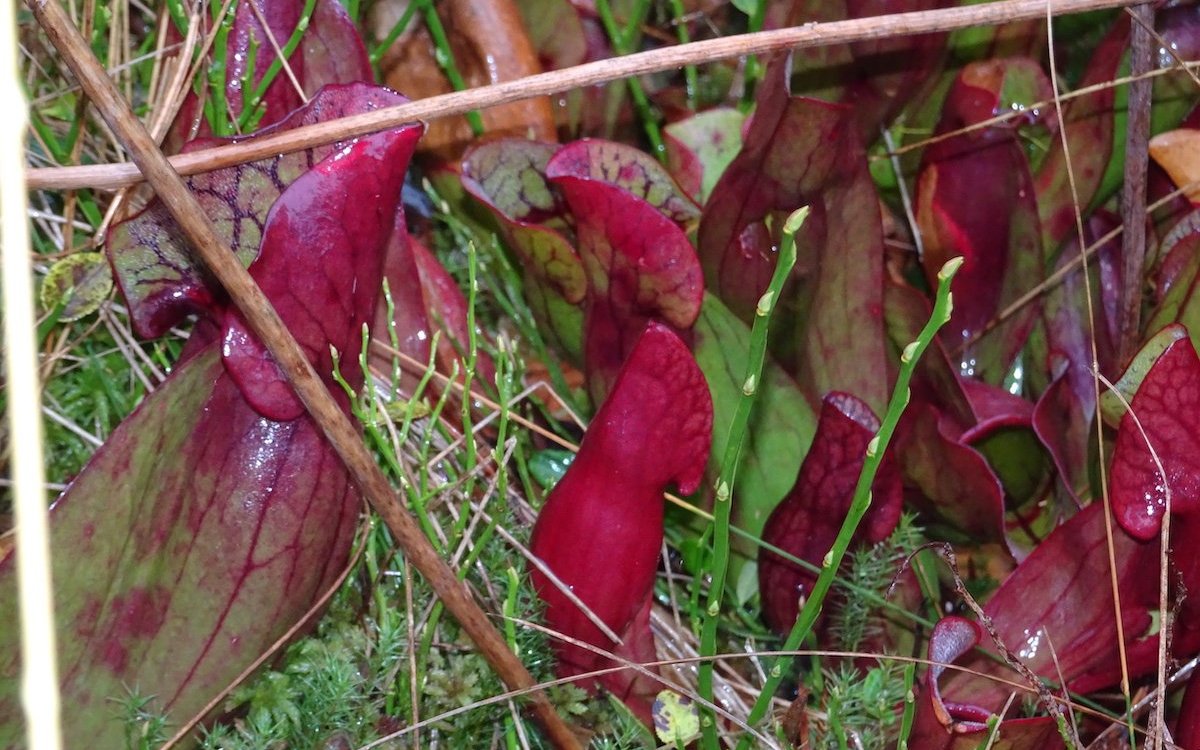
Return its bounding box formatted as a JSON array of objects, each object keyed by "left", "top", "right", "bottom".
[
  {"left": 529, "top": 322, "right": 712, "bottom": 722},
  {"left": 1110, "top": 328, "right": 1200, "bottom": 540},
  {"left": 546, "top": 140, "right": 704, "bottom": 402},
  {"left": 759, "top": 392, "right": 902, "bottom": 634}
]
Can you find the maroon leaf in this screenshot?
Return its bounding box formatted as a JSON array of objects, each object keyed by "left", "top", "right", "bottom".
[
  {"left": 941, "top": 504, "right": 1200, "bottom": 711},
  {"left": 895, "top": 402, "right": 1007, "bottom": 547},
  {"left": 169, "top": 0, "right": 371, "bottom": 145},
  {"left": 529, "top": 322, "right": 712, "bottom": 722},
  {"left": 546, "top": 140, "right": 704, "bottom": 401},
  {"left": 768, "top": 0, "right": 950, "bottom": 137},
  {"left": 1110, "top": 329, "right": 1200, "bottom": 541},
  {"left": 698, "top": 57, "right": 889, "bottom": 412},
  {"left": 0, "top": 91, "right": 422, "bottom": 747},
  {"left": 759, "top": 392, "right": 902, "bottom": 634},
  {"left": 915, "top": 59, "right": 1047, "bottom": 383},
  {"left": 909, "top": 617, "right": 1060, "bottom": 750}
]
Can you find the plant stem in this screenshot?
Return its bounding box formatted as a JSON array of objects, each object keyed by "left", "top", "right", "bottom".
[
  {"left": 369, "top": 0, "right": 419, "bottom": 67},
  {"left": 668, "top": 0, "right": 698, "bottom": 110},
  {"left": 734, "top": 256, "right": 962, "bottom": 748},
  {"left": 595, "top": 0, "right": 666, "bottom": 161},
  {"left": 740, "top": 0, "right": 767, "bottom": 110},
  {"left": 420, "top": 0, "right": 484, "bottom": 135},
  {"left": 697, "top": 207, "right": 808, "bottom": 750},
  {"left": 238, "top": 0, "right": 318, "bottom": 131}
]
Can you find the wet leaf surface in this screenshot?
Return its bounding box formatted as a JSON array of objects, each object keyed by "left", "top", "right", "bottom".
[
  {"left": 529, "top": 322, "right": 712, "bottom": 722},
  {"left": 1110, "top": 329, "right": 1200, "bottom": 540}
]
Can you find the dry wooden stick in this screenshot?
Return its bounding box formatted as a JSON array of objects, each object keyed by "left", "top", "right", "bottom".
[
  {"left": 24, "top": 0, "right": 582, "bottom": 747},
  {"left": 1119, "top": 3, "right": 1154, "bottom": 363},
  {"left": 27, "top": 0, "right": 1137, "bottom": 192}
]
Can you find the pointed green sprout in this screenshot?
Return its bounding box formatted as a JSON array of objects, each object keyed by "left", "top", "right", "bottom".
[
  {"left": 697, "top": 206, "right": 809, "bottom": 749},
  {"left": 730, "top": 255, "right": 962, "bottom": 749}
]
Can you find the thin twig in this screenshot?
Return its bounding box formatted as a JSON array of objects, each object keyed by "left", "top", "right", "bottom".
[
  {"left": 1119, "top": 4, "right": 1154, "bottom": 363},
  {"left": 24, "top": 1, "right": 582, "bottom": 746},
  {"left": 26, "top": 0, "right": 1137, "bottom": 191}
]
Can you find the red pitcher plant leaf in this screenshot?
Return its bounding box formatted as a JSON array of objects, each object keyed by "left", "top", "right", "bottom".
[
  {"left": 113, "top": 84, "right": 405, "bottom": 344},
  {"left": 1110, "top": 326, "right": 1200, "bottom": 541},
  {"left": 0, "top": 86, "right": 422, "bottom": 747},
  {"left": 546, "top": 139, "right": 704, "bottom": 402},
  {"left": 759, "top": 392, "right": 902, "bottom": 634},
  {"left": 895, "top": 401, "right": 1008, "bottom": 547},
  {"left": 939, "top": 503, "right": 1200, "bottom": 712},
  {"left": 698, "top": 57, "right": 889, "bottom": 412},
  {"left": 529, "top": 321, "right": 712, "bottom": 723},
  {"left": 909, "top": 617, "right": 1061, "bottom": 750},
  {"left": 915, "top": 58, "right": 1047, "bottom": 384},
  {"left": 169, "top": 0, "right": 371, "bottom": 147}
]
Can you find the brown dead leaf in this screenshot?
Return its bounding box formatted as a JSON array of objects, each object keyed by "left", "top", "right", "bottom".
[{"left": 372, "top": 0, "right": 556, "bottom": 159}]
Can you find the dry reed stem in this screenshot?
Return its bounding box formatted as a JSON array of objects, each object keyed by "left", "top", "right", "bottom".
[
  {"left": 26, "top": 0, "right": 1136, "bottom": 192},
  {"left": 2, "top": 2, "right": 62, "bottom": 749},
  {"left": 24, "top": 0, "right": 582, "bottom": 746}
]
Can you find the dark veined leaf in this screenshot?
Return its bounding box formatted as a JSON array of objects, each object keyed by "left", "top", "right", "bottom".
[
  {"left": 546, "top": 140, "right": 704, "bottom": 402},
  {"left": 940, "top": 504, "right": 1200, "bottom": 711},
  {"left": 0, "top": 87, "right": 423, "bottom": 747},
  {"left": 759, "top": 392, "right": 901, "bottom": 634},
  {"left": 1109, "top": 327, "right": 1200, "bottom": 540}
]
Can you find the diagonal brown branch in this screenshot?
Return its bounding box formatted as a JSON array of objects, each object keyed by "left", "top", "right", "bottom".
[
  {"left": 23, "top": 0, "right": 582, "bottom": 746},
  {"left": 27, "top": 0, "right": 1137, "bottom": 192}
]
